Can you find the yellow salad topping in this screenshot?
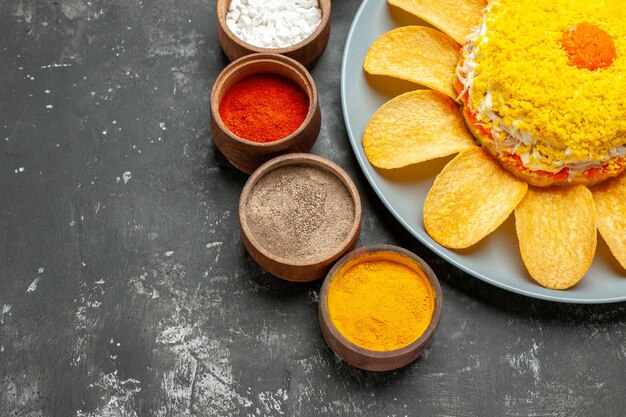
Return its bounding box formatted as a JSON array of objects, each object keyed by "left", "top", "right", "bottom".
[{"left": 468, "top": 0, "right": 626, "bottom": 165}]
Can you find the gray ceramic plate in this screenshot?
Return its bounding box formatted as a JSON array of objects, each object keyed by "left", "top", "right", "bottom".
[{"left": 341, "top": 0, "right": 626, "bottom": 303}]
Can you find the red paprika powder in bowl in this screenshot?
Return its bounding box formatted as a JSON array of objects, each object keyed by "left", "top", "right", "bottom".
[
  {"left": 219, "top": 73, "right": 309, "bottom": 144},
  {"left": 211, "top": 53, "right": 321, "bottom": 174}
]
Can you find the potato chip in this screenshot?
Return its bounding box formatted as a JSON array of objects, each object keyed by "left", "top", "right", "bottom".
[
  {"left": 592, "top": 174, "right": 626, "bottom": 272},
  {"left": 363, "top": 90, "right": 476, "bottom": 169},
  {"left": 424, "top": 148, "right": 528, "bottom": 249},
  {"left": 388, "top": 0, "right": 486, "bottom": 44},
  {"left": 515, "top": 186, "right": 596, "bottom": 290},
  {"left": 364, "top": 26, "right": 460, "bottom": 99}
]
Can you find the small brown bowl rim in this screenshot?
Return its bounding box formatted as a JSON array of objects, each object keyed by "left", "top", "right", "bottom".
[
  {"left": 319, "top": 244, "right": 444, "bottom": 372},
  {"left": 210, "top": 53, "right": 318, "bottom": 149},
  {"left": 239, "top": 153, "right": 362, "bottom": 268},
  {"left": 217, "top": 0, "right": 331, "bottom": 55}
]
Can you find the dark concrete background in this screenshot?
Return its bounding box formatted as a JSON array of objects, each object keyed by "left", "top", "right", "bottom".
[{"left": 1, "top": 0, "right": 625, "bottom": 416}]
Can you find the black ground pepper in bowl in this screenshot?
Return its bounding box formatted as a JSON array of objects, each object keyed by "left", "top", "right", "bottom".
[{"left": 239, "top": 153, "right": 362, "bottom": 282}]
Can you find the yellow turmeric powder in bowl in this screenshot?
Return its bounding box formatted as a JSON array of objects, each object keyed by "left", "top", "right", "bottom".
[
  {"left": 329, "top": 252, "right": 435, "bottom": 351},
  {"left": 319, "top": 245, "right": 443, "bottom": 371}
]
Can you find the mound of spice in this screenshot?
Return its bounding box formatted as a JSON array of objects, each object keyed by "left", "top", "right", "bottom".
[
  {"left": 226, "top": 0, "right": 322, "bottom": 49},
  {"left": 219, "top": 73, "right": 309, "bottom": 143},
  {"left": 244, "top": 164, "right": 355, "bottom": 262},
  {"left": 328, "top": 251, "right": 436, "bottom": 351}
]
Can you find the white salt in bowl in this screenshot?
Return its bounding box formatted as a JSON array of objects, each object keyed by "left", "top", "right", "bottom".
[{"left": 216, "top": 0, "right": 331, "bottom": 68}]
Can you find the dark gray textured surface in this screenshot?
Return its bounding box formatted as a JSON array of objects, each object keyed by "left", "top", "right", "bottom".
[{"left": 0, "top": 1, "right": 625, "bottom": 416}]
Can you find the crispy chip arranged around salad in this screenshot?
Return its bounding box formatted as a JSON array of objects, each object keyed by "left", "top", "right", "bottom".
[
  {"left": 592, "top": 175, "right": 626, "bottom": 272},
  {"left": 388, "top": 0, "right": 487, "bottom": 44},
  {"left": 363, "top": 90, "right": 476, "bottom": 169},
  {"left": 364, "top": 26, "right": 460, "bottom": 99},
  {"left": 515, "top": 186, "right": 597, "bottom": 289},
  {"left": 423, "top": 147, "right": 528, "bottom": 249}
]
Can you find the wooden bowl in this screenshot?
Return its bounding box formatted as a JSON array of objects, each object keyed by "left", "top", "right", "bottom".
[
  {"left": 319, "top": 245, "right": 443, "bottom": 372},
  {"left": 210, "top": 53, "right": 321, "bottom": 174},
  {"left": 239, "top": 153, "right": 361, "bottom": 282},
  {"left": 216, "top": 0, "right": 331, "bottom": 68}
]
